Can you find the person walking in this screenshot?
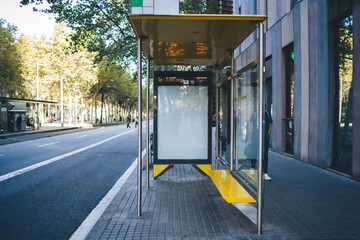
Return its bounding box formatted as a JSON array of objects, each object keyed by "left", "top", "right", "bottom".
[
  {"left": 135, "top": 116, "right": 138, "bottom": 128},
  {"left": 264, "top": 109, "right": 273, "bottom": 181},
  {"left": 16, "top": 114, "right": 22, "bottom": 131},
  {"left": 126, "top": 116, "right": 131, "bottom": 128}
]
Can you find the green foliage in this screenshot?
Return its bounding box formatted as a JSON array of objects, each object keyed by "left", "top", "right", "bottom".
[
  {"left": 337, "top": 15, "right": 353, "bottom": 74},
  {"left": 179, "top": 0, "right": 218, "bottom": 14},
  {"left": 16, "top": 22, "right": 138, "bottom": 118},
  {"left": 337, "top": 15, "right": 353, "bottom": 105},
  {"left": 0, "top": 19, "right": 24, "bottom": 97},
  {"left": 20, "top": 0, "right": 137, "bottom": 68}
]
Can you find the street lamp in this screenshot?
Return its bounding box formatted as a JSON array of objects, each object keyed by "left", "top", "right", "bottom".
[{"left": 60, "top": 75, "right": 64, "bottom": 127}]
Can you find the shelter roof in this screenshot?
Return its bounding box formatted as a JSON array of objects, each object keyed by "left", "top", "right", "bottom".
[
  {"left": 127, "top": 14, "right": 267, "bottom": 66},
  {"left": 0, "top": 97, "right": 58, "bottom": 104}
]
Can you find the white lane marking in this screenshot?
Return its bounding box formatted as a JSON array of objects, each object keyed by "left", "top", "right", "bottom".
[
  {"left": 0, "top": 154, "right": 4, "bottom": 157},
  {"left": 37, "top": 141, "right": 60, "bottom": 148},
  {"left": 69, "top": 148, "right": 146, "bottom": 240},
  {"left": 76, "top": 135, "right": 88, "bottom": 139},
  {"left": 0, "top": 129, "right": 135, "bottom": 183}
]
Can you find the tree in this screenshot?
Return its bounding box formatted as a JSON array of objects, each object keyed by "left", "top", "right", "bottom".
[
  {"left": 94, "top": 59, "right": 136, "bottom": 123},
  {"left": 0, "top": 19, "right": 24, "bottom": 97},
  {"left": 20, "top": 0, "right": 137, "bottom": 68},
  {"left": 180, "top": 0, "right": 218, "bottom": 14}
]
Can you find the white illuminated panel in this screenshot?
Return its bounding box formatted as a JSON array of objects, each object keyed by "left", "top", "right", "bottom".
[{"left": 158, "top": 85, "right": 208, "bottom": 159}]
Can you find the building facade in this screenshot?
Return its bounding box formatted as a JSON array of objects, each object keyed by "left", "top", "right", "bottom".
[{"left": 234, "top": 0, "right": 359, "bottom": 180}]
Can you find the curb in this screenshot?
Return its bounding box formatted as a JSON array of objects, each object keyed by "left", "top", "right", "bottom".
[{"left": 0, "top": 126, "right": 85, "bottom": 139}]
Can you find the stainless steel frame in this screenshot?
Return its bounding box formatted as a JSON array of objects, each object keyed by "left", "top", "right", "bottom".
[
  {"left": 146, "top": 58, "right": 150, "bottom": 189},
  {"left": 257, "top": 22, "right": 264, "bottom": 235},
  {"left": 137, "top": 37, "right": 143, "bottom": 217},
  {"left": 215, "top": 68, "right": 219, "bottom": 170},
  {"left": 230, "top": 52, "right": 234, "bottom": 171}
]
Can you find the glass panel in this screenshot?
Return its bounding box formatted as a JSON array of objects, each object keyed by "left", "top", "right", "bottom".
[
  {"left": 157, "top": 85, "right": 208, "bottom": 159},
  {"left": 285, "top": 44, "right": 294, "bottom": 154},
  {"left": 219, "top": 81, "right": 230, "bottom": 164},
  {"left": 234, "top": 65, "right": 260, "bottom": 191},
  {"left": 332, "top": 15, "right": 353, "bottom": 174}
]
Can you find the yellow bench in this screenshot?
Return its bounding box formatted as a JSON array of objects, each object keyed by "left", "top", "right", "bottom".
[{"left": 154, "top": 164, "right": 256, "bottom": 203}]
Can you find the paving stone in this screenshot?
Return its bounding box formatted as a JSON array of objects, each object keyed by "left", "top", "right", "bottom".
[{"left": 86, "top": 151, "right": 360, "bottom": 240}]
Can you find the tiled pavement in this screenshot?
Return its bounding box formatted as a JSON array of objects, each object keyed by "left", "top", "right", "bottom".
[
  {"left": 86, "top": 151, "right": 360, "bottom": 240},
  {"left": 3, "top": 127, "right": 359, "bottom": 239}
]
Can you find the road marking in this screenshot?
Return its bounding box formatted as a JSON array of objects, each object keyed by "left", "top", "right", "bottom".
[
  {"left": 76, "top": 135, "right": 88, "bottom": 139},
  {"left": 69, "top": 148, "right": 146, "bottom": 240},
  {"left": 37, "top": 141, "right": 60, "bottom": 148},
  {"left": 0, "top": 129, "right": 135, "bottom": 183},
  {"left": 0, "top": 154, "right": 4, "bottom": 157}
]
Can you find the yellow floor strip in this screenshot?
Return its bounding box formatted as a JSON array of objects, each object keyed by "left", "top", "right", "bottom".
[
  {"left": 196, "top": 164, "right": 212, "bottom": 177},
  {"left": 153, "top": 164, "right": 170, "bottom": 177},
  {"left": 196, "top": 165, "right": 256, "bottom": 203},
  {"left": 209, "top": 170, "right": 256, "bottom": 203}
]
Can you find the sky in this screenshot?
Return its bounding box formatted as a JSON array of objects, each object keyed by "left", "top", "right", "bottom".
[{"left": 0, "top": 0, "right": 56, "bottom": 38}]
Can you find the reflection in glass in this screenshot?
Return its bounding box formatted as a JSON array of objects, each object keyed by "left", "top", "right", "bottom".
[
  {"left": 332, "top": 15, "right": 353, "bottom": 174},
  {"left": 234, "top": 66, "right": 260, "bottom": 191},
  {"left": 284, "top": 43, "right": 294, "bottom": 154},
  {"left": 219, "top": 81, "right": 230, "bottom": 163}
]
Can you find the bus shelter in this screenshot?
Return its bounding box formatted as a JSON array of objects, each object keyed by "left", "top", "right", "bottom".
[
  {"left": 0, "top": 97, "right": 58, "bottom": 133},
  {"left": 128, "top": 14, "right": 267, "bottom": 234}
]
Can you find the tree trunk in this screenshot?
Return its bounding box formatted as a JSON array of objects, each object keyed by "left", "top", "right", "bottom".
[{"left": 100, "top": 91, "right": 104, "bottom": 123}]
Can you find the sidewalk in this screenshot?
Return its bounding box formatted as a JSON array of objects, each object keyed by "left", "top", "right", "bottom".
[
  {"left": 2, "top": 124, "right": 359, "bottom": 239},
  {"left": 82, "top": 151, "right": 360, "bottom": 240},
  {"left": 0, "top": 122, "right": 96, "bottom": 145},
  {"left": 0, "top": 122, "right": 92, "bottom": 139},
  {"left": 0, "top": 120, "right": 127, "bottom": 141}
]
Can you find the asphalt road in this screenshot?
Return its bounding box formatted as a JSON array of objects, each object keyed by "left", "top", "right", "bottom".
[{"left": 0, "top": 123, "right": 148, "bottom": 240}]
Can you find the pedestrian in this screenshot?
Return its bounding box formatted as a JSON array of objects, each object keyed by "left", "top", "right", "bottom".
[
  {"left": 264, "top": 106, "right": 273, "bottom": 181},
  {"left": 26, "top": 116, "right": 35, "bottom": 130},
  {"left": 246, "top": 112, "right": 258, "bottom": 170},
  {"left": 16, "top": 114, "right": 22, "bottom": 131},
  {"left": 135, "top": 116, "right": 138, "bottom": 128},
  {"left": 126, "top": 116, "right": 131, "bottom": 128}
]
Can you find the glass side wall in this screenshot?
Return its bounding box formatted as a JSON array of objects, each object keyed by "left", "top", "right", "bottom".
[
  {"left": 234, "top": 65, "right": 260, "bottom": 191},
  {"left": 219, "top": 81, "right": 230, "bottom": 163}
]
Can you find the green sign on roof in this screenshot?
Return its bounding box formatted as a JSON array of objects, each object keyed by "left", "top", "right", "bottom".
[{"left": 132, "top": 0, "right": 143, "bottom": 7}]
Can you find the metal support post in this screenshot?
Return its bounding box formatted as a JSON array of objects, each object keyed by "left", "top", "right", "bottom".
[
  {"left": 230, "top": 51, "right": 234, "bottom": 171},
  {"left": 69, "top": 93, "right": 72, "bottom": 125},
  {"left": 257, "top": 22, "right": 264, "bottom": 235},
  {"left": 215, "top": 68, "right": 219, "bottom": 170},
  {"left": 146, "top": 58, "right": 150, "bottom": 189},
  {"left": 60, "top": 75, "right": 64, "bottom": 128},
  {"left": 36, "top": 103, "right": 39, "bottom": 130},
  {"left": 137, "top": 37, "right": 143, "bottom": 217},
  {"left": 36, "top": 59, "right": 40, "bottom": 130}
]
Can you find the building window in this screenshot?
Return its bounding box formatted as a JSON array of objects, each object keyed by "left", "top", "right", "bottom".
[
  {"left": 332, "top": 14, "right": 353, "bottom": 175},
  {"left": 284, "top": 43, "right": 294, "bottom": 154}
]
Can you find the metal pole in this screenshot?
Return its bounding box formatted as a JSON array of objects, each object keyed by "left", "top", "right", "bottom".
[
  {"left": 146, "top": 58, "right": 150, "bottom": 189},
  {"left": 257, "top": 22, "right": 264, "bottom": 235},
  {"left": 61, "top": 75, "right": 64, "bottom": 127},
  {"left": 36, "top": 103, "right": 39, "bottom": 130},
  {"left": 137, "top": 37, "right": 143, "bottom": 216},
  {"left": 69, "top": 93, "right": 72, "bottom": 125},
  {"left": 36, "top": 59, "right": 39, "bottom": 100},
  {"left": 230, "top": 51, "right": 234, "bottom": 171},
  {"left": 36, "top": 59, "right": 40, "bottom": 130},
  {"left": 75, "top": 97, "right": 78, "bottom": 126},
  {"left": 215, "top": 68, "right": 219, "bottom": 170}
]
